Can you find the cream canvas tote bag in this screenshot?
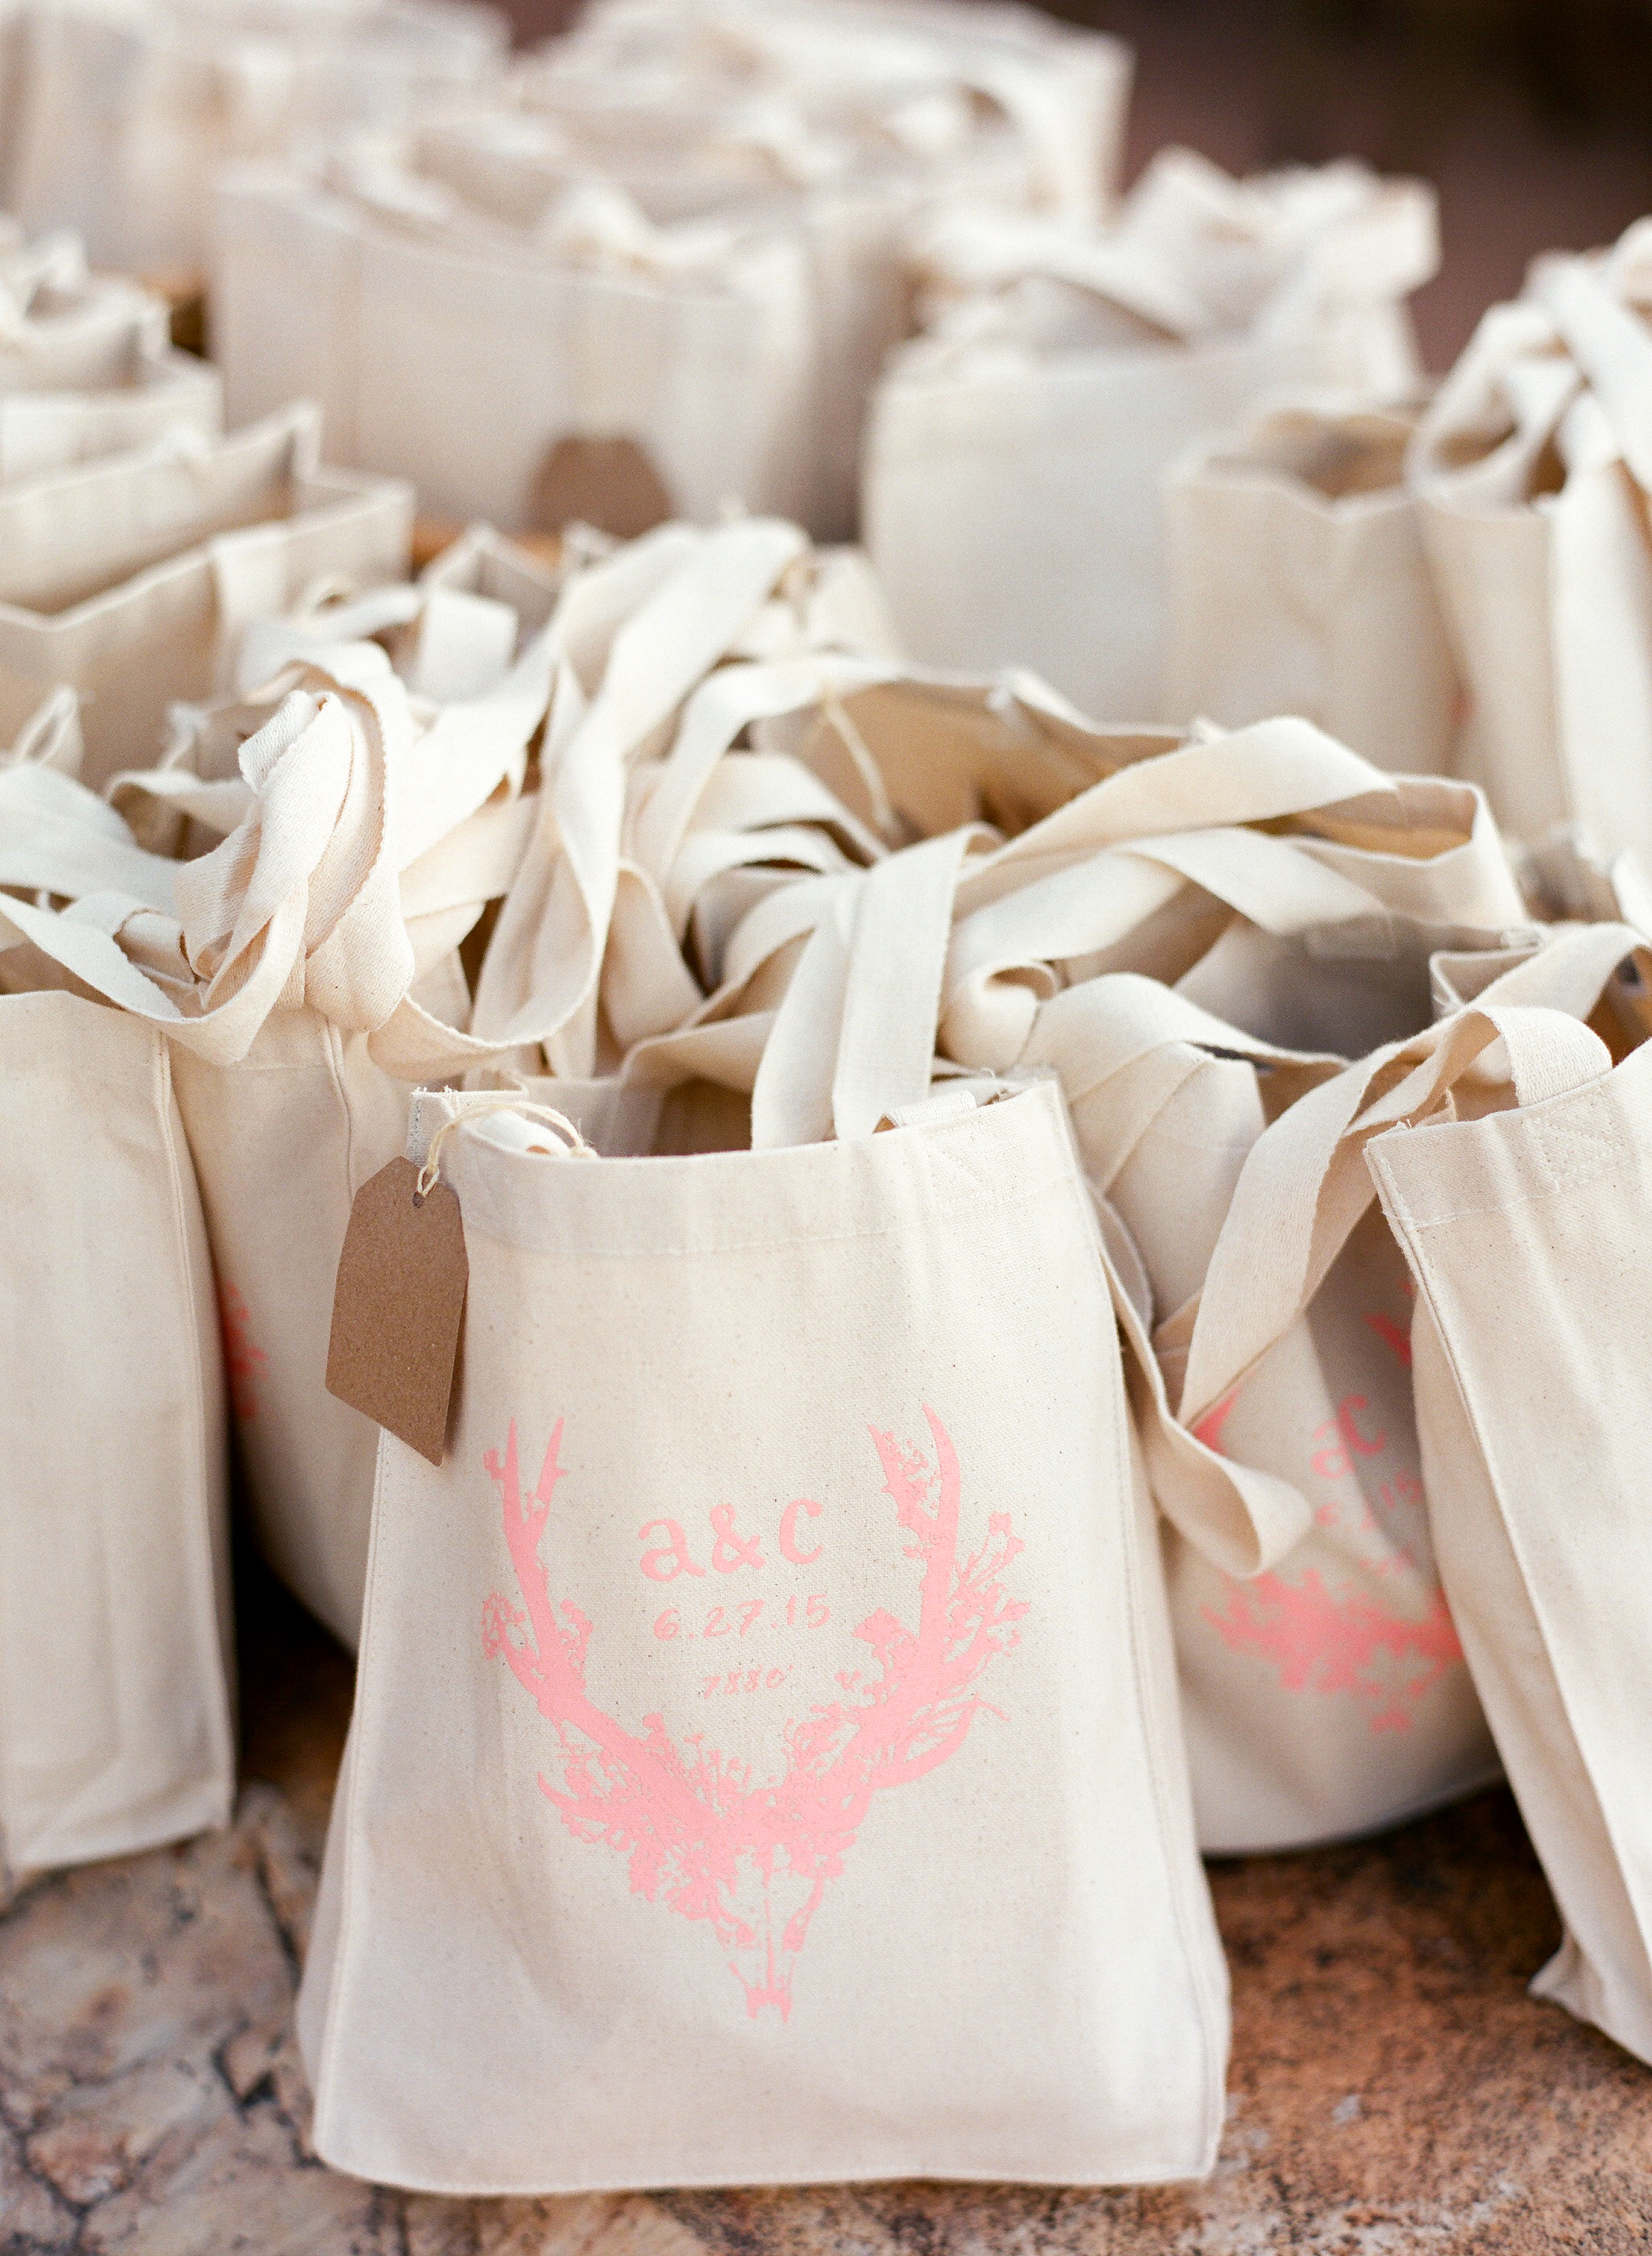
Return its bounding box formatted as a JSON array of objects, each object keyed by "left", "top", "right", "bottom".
[
  {"left": 0, "top": 733, "right": 232, "bottom": 1879},
  {"left": 0, "top": 231, "right": 173, "bottom": 392},
  {"left": 1344, "top": 930, "right": 1652, "bottom": 2066},
  {"left": 540, "top": 0, "right": 1131, "bottom": 223},
  {"left": 1165, "top": 395, "right": 1458, "bottom": 775},
  {"left": 0, "top": 235, "right": 222, "bottom": 479},
  {"left": 6, "top": 0, "right": 506, "bottom": 271},
  {"left": 0, "top": 403, "right": 412, "bottom": 789},
  {"left": 297, "top": 844, "right": 1227, "bottom": 2194},
  {"left": 9, "top": 520, "right": 874, "bottom": 1650},
  {"left": 212, "top": 161, "right": 819, "bottom": 533},
  {"left": 0, "top": 995, "right": 233, "bottom": 1888},
  {"left": 928, "top": 737, "right": 1524, "bottom": 1849},
  {"left": 864, "top": 150, "right": 1437, "bottom": 718},
  {"left": 1412, "top": 219, "right": 1652, "bottom": 861}
]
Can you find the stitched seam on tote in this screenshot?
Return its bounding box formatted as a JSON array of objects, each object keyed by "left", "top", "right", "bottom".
[
  {"left": 311, "top": 1433, "right": 390, "bottom": 2148},
  {"left": 1379, "top": 1138, "right": 1639, "bottom": 1227},
  {"left": 1411, "top": 1275, "right": 1637, "bottom": 1940},
  {"left": 1055, "top": 1082, "right": 1228, "bottom": 2162},
  {"left": 156, "top": 1032, "right": 236, "bottom": 1822},
  {"left": 459, "top": 1163, "right": 1081, "bottom": 1259}
]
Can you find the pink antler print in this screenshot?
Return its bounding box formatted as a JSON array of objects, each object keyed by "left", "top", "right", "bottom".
[
  {"left": 482, "top": 1410, "right": 1024, "bottom": 2020},
  {"left": 1202, "top": 1570, "right": 1464, "bottom": 1733}
]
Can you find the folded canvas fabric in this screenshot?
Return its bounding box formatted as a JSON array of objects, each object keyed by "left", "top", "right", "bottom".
[
  {"left": 864, "top": 148, "right": 1438, "bottom": 717},
  {"left": 1412, "top": 216, "right": 1652, "bottom": 865},
  {"left": 0, "top": 401, "right": 412, "bottom": 788},
  {"left": 213, "top": 158, "right": 821, "bottom": 534},
  {"left": 3, "top": 0, "right": 508, "bottom": 270},
  {"left": 0, "top": 699, "right": 232, "bottom": 1891},
  {"left": 1164, "top": 392, "right": 1459, "bottom": 777}
]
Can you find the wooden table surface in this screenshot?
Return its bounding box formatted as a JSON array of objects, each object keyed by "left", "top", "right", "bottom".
[{"left": 3, "top": 1559, "right": 1649, "bottom": 2256}]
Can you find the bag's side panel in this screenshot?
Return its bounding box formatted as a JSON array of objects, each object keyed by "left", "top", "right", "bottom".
[
  {"left": 1415, "top": 491, "right": 1563, "bottom": 842},
  {"left": 864, "top": 338, "right": 1315, "bottom": 721},
  {"left": 0, "top": 992, "right": 233, "bottom": 1875},
  {"left": 1370, "top": 1061, "right": 1652, "bottom": 2064},
  {"left": 171, "top": 1013, "right": 407, "bottom": 1652}
]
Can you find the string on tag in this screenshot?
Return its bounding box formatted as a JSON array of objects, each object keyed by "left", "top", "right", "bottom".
[{"left": 416, "top": 1096, "right": 597, "bottom": 1201}]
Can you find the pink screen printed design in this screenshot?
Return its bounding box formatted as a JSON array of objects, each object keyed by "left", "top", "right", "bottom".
[{"left": 482, "top": 1409, "right": 1025, "bottom": 2019}]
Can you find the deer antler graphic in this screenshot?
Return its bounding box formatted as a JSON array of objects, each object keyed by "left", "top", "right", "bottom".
[
  {"left": 482, "top": 1410, "right": 1024, "bottom": 2019},
  {"left": 1203, "top": 1571, "right": 1463, "bottom": 1734}
]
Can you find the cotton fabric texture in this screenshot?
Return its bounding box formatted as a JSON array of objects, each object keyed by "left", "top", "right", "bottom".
[
  {"left": 1412, "top": 218, "right": 1652, "bottom": 864},
  {"left": 3, "top": 0, "right": 507, "bottom": 271},
  {"left": 0, "top": 979, "right": 232, "bottom": 1887},
  {"left": 1165, "top": 394, "right": 1458, "bottom": 775},
  {"left": 0, "top": 402, "right": 412, "bottom": 786},
  {"left": 863, "top": 149, "right": 1437, "bottom": 718},
  {"left": 297, "top": 1062, "right": 1227, "bottom": 2194}
]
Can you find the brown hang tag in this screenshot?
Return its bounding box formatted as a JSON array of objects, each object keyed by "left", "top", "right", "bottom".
[
  {"left": 326, "top": 1159, "right": 468, "bottom": 1466},
  {"left": 531, "top": 433, "right": 674, "bottom": 541}
]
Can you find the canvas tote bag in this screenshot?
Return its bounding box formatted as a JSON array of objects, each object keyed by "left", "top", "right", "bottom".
[
  {"left": 298, "top": 835, "right": 1228, "bottom": 2195},
  {"left": 0, "top": 230, "right": 173, "bottom": 392},
  {"left": 212, "top": 159, "right": 819, "bottom": 533},
  {"left": 1164, "top": 394, "right": 1458, "bottom": 774},
  {"left": 1345, "top": 929, "right": 1652, "bottom": 2065},
  {"left": 5, "top": 0, "right": 507, "bottom": 272},
  {"left": 927, "top": 737, "right": 1525, "bottom": 1848},
  {"left": 1103, "top": 936, "right": 1634, "bottom": 1859},
  {"left": 1411, "top": 219, "right": 1652, "bottom": 862},
  {"left": 0, "top": 229, "right": 222, "bottom": 478},
  {"left": 0, "top": 402, "right": 412, "bottom": 789},
  {"left": 0, "top": 745, "right": 232, "bottom": 1884},
  {"left": 864, "top": 150, "right": 1437, "bottom": 718}
]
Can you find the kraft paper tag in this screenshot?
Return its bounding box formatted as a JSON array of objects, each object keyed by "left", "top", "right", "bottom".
[
  {"left": 326, "top": 1159, "right": 467, "bottom": 1466},
  {"left": 532, "top": 434, "right": 674, "bottom": 540}
]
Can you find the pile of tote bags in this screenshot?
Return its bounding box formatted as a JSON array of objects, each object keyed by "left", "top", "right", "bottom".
[
  {"left": 0, "top": 0, "right": 508, "bottom": 272},
  {"left": 7, "top": 0, "right": 1652, "bottom": 2208},
  {"left": 209, "top": 0, "right": 1131, "bottom": 538}
]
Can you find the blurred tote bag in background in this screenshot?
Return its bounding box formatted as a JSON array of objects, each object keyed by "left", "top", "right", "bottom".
[
  {"left": 1412, "top": 218, "right": 1652, "bottom": 864},
  {"left": 298, "top": 854, "right": 1227, "bottom": 2192},
  {"left": 536, "top": 0, "right": 1131, "bottom": 223},
  {"left": 212, "top": 161, "right": 820, "bottom": 533},
  {"left": 0, "top": 741, "right": 232, "bottom": 1886},
  {"left": 1164, "top": 394, "right": 1459, "bottom": 775},
  {"left": 505, "top": 0, "right": 1132, "bottom": 536},
  {"left": 0, "top": 232, "right": 222, "bottom": 478},
  {"left": 863, "top": 148, "right": 1437, "bottom": 718},
  {"left": 0, "top": 402, "right": 412, "bottom": 788},
  {"left": 3, "top": 0, "right": 509, "bottom": 273}
]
